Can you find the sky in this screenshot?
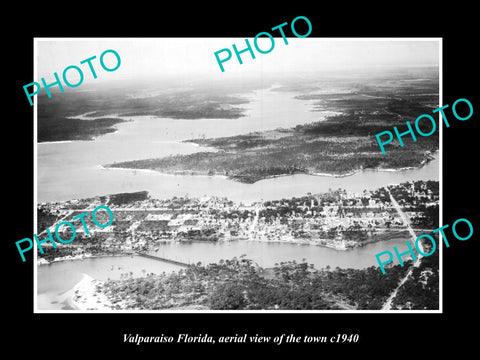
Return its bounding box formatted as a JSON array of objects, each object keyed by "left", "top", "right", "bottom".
[{"left": 35, "top": 38, "right": 440, "bottom": 84}]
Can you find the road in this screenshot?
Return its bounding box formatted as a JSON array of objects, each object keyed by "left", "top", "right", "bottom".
[
  {"left": 381, "top": 189, "right": 423, "bottom": 310},
  {"left": 249, "top": 205, "right": 260, "bottom": 237}
]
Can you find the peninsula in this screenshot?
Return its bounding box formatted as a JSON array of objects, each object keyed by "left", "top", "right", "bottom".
[
  {"left": 105, "top": 73, "right": 439, "bottom": 182},
  {"left": 37, "top": 79, "right": 256, "bottom": 143},
  {"left": 37, "top": 181, "right": 439, "bottom": 263}
]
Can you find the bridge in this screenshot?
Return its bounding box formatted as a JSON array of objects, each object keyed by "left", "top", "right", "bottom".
[{"left": 136, "top": 252, "right": 190, "bottom": 267}]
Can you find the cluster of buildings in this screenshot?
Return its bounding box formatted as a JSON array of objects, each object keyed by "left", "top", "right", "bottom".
[{"left": 37, "top": 181, "right": 439, "bottom": 259}]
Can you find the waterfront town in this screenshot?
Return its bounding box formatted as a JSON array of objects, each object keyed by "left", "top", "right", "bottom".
[{"left": 36, "top": 180, "right": 439, "bottom": 263}]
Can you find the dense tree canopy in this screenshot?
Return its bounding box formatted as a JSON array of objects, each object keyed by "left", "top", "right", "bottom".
[{"left": 97, "top": 255, "right": 437, "bottom": 310}]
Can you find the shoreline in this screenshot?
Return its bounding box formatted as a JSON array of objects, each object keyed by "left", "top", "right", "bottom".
[
  {"left": 69, "top": 274, "right": 115, "bottom": 311},
  {"left": 38, "top": 129, "right": 123, "bottom": 145},
  {"left": 38, "top": 140, "right": 91, "bottom": 145},
  {"left": 101, "top": 149, "right": 437, "bottom": 184},
  {"left": 54, "top": 230, "right": 413, "bottom": 311},
  {"left": 103, "top": 156, "right": 435, "bottom": 184},
  {"left": 40, "top": 230, "right": 413, "bottom": 311},
  {"left": 242, "top": 229, "right": 410, "bottom": 249},
  {"left": 37, "top": 230, "right": 411, "bottom": 265},
  {"left": 243, "top": 237, "right": 350, "bottom": 250},
  {"left": 37, "top": 252, "right": 134, "bottom": 266},
  {"left": 101, "top": 165, "right": 230, "bottom": 180}
]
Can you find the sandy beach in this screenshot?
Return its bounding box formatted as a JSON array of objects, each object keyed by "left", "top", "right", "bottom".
[{"left": 69, "top": 273, "right": 114, "bottom": 311}]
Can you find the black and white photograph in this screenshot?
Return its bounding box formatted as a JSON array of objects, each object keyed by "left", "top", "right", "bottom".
[
  {"left": 6, "top": 6, "right": 478, "bottom": 355},
  {"left": 34, "top": 38, "right": 441, "bottom": 312}
]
